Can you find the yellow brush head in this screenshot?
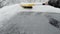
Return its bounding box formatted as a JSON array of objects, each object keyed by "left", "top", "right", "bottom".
[{"left": 21, "top": 3, "right": 35, "bottom": 7}]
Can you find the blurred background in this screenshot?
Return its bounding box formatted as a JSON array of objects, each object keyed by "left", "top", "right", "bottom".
[{"left": 0, "top": 0, "right": 48, "bottom": 8}]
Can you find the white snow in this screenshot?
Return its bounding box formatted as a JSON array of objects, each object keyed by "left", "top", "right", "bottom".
[
  {"left": 0, "top": 3, "right": 60, "bottom": 34},
  {"left": 0, "top": 3, "right": 60, "bottom": 27},
  {"left": 0, "top": 4, "right": 59, "bottom": 21}
]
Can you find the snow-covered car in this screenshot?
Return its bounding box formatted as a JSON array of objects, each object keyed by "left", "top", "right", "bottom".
[{"left": 0, "top": 3, "right": 60, "bottom": 34}]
